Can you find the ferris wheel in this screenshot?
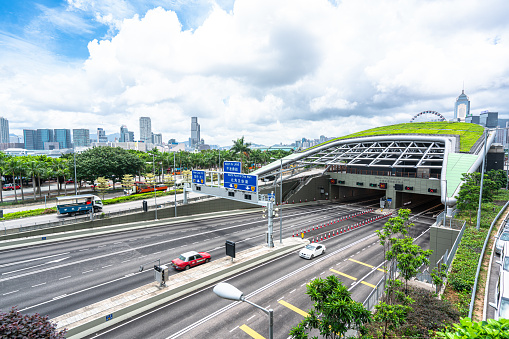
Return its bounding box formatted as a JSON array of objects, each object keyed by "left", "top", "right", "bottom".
[{"left": 410, "top": 110, "right": 446, "bottom": 123}]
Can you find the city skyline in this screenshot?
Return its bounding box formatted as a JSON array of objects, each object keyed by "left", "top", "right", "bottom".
[{"left": 1, "top": 1, "right": 509, "bottom": 146}]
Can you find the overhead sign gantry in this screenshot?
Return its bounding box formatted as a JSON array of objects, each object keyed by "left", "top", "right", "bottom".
[{"left": 189, "top": 163, "right": 277, "bottom": 248}]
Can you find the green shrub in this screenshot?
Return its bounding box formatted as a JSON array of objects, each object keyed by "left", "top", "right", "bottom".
[{"left": 0, "top": 307, "right": 66, "bottom": 338}]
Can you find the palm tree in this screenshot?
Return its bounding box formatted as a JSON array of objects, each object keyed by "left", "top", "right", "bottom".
[
  {"left": 0, "top": 153, "right": 9, "bottom": 203},
  {"left": 6, "top": 157, "right": 21, "bottom": 203},
  {"left": 25, "top": 157, "right": 41, "bottom": 200},
  {"left": 231, "top": 136, "right": 252, "bottom": 172}
]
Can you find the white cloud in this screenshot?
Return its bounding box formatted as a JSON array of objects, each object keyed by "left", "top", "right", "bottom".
[{"left": 2, "top": 0, "right": 509, "bottom": 146}]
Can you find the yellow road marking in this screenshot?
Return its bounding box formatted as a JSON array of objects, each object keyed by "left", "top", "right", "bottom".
[
  {"left": 330, "top": 268, "right": 357, "bottom": 281},
  {"left": 361, "top": 281, "right": 376, "bottom": 288},
  {"left": 348, "top": 258, "right": 386, "bottom": 272},
  {"left": 279, "top": 300, "right": 309, "bottom": 317},
  {"left": 240, "top": 324, "right": 265, "bottom": 339}
]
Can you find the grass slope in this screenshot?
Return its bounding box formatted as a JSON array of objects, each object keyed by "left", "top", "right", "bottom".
[{"left": 308, "top": 122, "right": 484, "bottom": 153}]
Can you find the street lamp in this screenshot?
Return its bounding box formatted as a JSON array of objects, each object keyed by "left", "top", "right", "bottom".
[
  {"left": 213, "top": 282, "right": 273, "bottom": 339},
  {"left": 174, "top": 151, "right": 177, "bottom": 218},
  {"left": 152, "top": 153, "right": 158, "bottom": 221},
  {"left": 270, "top": 157, "right": 284, "bottom": 244}
]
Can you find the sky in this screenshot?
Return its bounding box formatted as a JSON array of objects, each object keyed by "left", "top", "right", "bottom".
[{"left": 1, "top": 0, "right": 509, "bottom": 147}]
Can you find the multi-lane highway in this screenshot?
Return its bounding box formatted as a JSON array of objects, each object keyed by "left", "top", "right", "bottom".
[{"left": 0, "top": 199, "right": 440, "bottom": 338}]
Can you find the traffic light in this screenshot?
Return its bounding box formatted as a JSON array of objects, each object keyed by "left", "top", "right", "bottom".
[
  {"left": 428, "top": 188, "right": 437, "bottom": 193},
  {"left": 330, "top": 179, "right": 336, "bottom": 184},
  {"left": 369, "top": 183, "right": 377, "bottom": 187},
  {"left": 394, "top": 184, "right": 403, "bottom": 191},
  {"left": 379, "top": 183, "right": 387, "bottom": 189},
  {"left": 405, "top": 186, "right": 413, "bottom": 191}
]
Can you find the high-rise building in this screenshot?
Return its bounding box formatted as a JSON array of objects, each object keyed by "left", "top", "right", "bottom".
[
  {"left": 190, "top": 117, "right": 200, "bottom": 148},
  {"left": 0, "top": 117, "right": 9, "bottom": 143},
  {"left": 139, "top": 117, "right": 151, "bottom": 143},
  {"left": 23, "top": 129, "right": 36, "bottom": 150},
  {"left": 54, "top": 129, "right": 71, "bottom": 149},
  {"left": 120, "top": 125, "right": 129, "bottom": 142},
  {"left": 36, "top": 129, "right": 54, "bottom": 150},
  {"left": 480, "top": 111, "right": 498, "bottom": 128},
  {"left": 73, "top": 129, "right": 90, "bottom": 147},
  {"left": 152, "top": 133, "right": 162, "bottom": 145},
  {"left": 97, "top": 128, "right": 108, "bottom": 143},
  {"left": 454, "top": 90, "right": 470, "bottom": 122},
  {"left": 128, "top": 131, "right": 134, "bottom": 142}
]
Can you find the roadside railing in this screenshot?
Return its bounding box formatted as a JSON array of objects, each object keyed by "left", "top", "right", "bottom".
[{"left": 2, "top": 195, "right": 215, "bottom": 236}]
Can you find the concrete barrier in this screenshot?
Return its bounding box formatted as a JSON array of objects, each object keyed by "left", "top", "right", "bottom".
[{"left": 54, "top": 237, "right": 308, "bottom": 338}]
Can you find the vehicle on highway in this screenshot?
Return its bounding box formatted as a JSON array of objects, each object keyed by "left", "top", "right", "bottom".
[
  {"left": 171, "top": 251, "right": 211, "bottom": 270},
  {"left": 495, "top": 231, "right": 509, "bottom": 255},
  {"left": 3, "top": 183, "right": 21, "bottom": 190},
  {"left": 56, "top": 194, "right": 103, "bottom": 216},
  {"left": 299, "top": 243, "right": 326, "bottom": 259},
  {"left": 489, "top": 270, "right": 509, "bottom": 320},
  {"left": 131, "top": 182, "right": 168, "bottom": 194}
]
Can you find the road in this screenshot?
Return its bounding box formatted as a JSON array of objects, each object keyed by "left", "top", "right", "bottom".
[{"left": 87, "top": 205, "right": 434, "bottom": 339}]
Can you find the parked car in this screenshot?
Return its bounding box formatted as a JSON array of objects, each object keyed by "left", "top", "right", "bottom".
[
  {"left": 299, "top": 243, "right": 326, "bottom": 259},
  {"left": 171, "top": 251, "right": 211, "bottom": 270},
  {"left": 495, "top": 231, "right": 509, "bottom": 255},
  {"left": 65, "top": 179, "right": 74, "bottom": 184},
  {"left": 3, "top": 183, "right": 21, "bottom": 190},
  {"left": 489, "top": 270, "right": 509, "bottom": 320}
]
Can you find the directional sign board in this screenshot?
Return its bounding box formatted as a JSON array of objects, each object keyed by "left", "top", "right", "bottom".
[
  {"left": 223, "top": 161, "right": 241, "bottom": 173},
  {"left": 192, "top": 170, "right": 206, "bottom": 185},
  {"left": 224, "top": 173, "right": 257, "bottom": 193}
]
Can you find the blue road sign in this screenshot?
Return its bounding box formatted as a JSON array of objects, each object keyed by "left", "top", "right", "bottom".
[
  {"left": 224, "top": 173, "right": 258, "bottom": 193},
  {"left": 223, "top": 161, "right": 241, "bottom": 173},
  {"left": 192, "top": 170, "right": 206, "bottom": 185},
  {"left": 106, "top": 314, "right": 113, "bottom": 321},
  {"left": 268, "top": 193, "right": 275, "bottom": 201}
]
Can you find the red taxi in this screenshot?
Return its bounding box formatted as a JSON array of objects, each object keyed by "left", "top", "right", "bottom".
[{"left": 171, "top": 251, "right": 211, "bottom": 270}]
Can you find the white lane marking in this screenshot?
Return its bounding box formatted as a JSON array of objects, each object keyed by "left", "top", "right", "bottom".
[
  {"left": 53, "top": 294, "right": 67, "bottom": 300},
  {"left": 247, "top": 315, "right": 256, "bottom": 321},
  {"left": 59, "top": 276, "right": 71, "bottom": 280},
  {"left": 79, "top": 248, "right": 89, "bottom": 252},
  {"left": 3, "top": 290, "right": 19, "bottom": 295},
  {"left": 31, "top": 282, "right": 47, "bottom": 287},
  {"left": 113, "top": 242, "right": 122, "bottom": 244},
  {"left": 0, "top": 252, "right": 70, "bottom": 268},
  {"left": 289, "top": 289, "right": 296, "bottom": 294},
  {"left": 121, "top": 260, "right": 131, "bottom": 263},
  {"left": 101, "top": 265, "right": 112, "bottom": 269},
  {"left": 2, "top": 257, "right": 70, "bottom": 275},
  {"left": 229, "top": 326, "right": 239, "bottom": 333},
  {"left": 82, "top": 270, "right": 94, "bottom": 274}
]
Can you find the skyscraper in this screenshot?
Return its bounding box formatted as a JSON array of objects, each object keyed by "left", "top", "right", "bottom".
[
  {"left": 54, "top": 129, "right": 71, "bottom": 149},
  {"left": 73, "top": 129, "right": 90, "bottom": 147},
  {"left": 97, "top": 128, "right": 108, "bottom": 142},
  {"left": 128, "top": 131, "right": 134, "bottom": 142},
  {"left": 36, "top": 129, "right": 54, "bottom": 149},
  {"left": 454, "top": 90, "right": 470, "bottom": 122},
  {"left": 0, "top": 117, "right": 9, "bottom": 143},
  {"left": 23, "top": 129, "right": 36, "bottom": 150},
  {"left": 152, "top": 133, "right": 162, "bottom": 145},
  {"left": 190, "top": 117, "right": 200, "bottom": 148},
  {"left": 139, "top": 117, "right": 151, "bottom": 143},
  {"left": 120, "top": 125, "right": 129, "bottom": 142}
]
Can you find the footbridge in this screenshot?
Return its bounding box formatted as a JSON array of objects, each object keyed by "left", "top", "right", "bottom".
[{"left": 252, "top": 125, "right": 502, "bottom": 213}]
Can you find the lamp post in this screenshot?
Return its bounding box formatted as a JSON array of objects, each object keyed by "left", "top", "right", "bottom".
[
  {"left": 271, "top": 157, "right": 284, "bottom": 244},
  {"left": 73, "top": 145, "right": 77, "bottom": 195},
  {"left": 213, "top": 282, "right": 273, "bottom": 339},
  {"left": 152, "top": 153, "right": 158, "bottom": 221},
  {"left": 174, "top": 151, "right": 177, "bottom": 218}
]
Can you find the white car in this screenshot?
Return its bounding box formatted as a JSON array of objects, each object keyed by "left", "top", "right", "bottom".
[
  {"left": 299, "top": 243, "right": 326, "bottom": 259},
  {"left": 496, "top": 232, "right": 509, "bottom": 255}
]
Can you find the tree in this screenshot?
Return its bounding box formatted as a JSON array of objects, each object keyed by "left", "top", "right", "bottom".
[
  {"left": 289, "top": 275, "right": 371, "bottom": 339},
  {"left": 392, "top": 236, "right": 432, "bottom": 293},
  {"left": 95, "top": 177, "right": 109, "bottom": 200},
  {"left": 0, "top": 306, "right": 66, "bottom": 338},
  {"left": 75, "top": 146, "right": 145, "bottom": 186},
  {"left": 6, "top": 157, "right": 21, "bottom": 203},
  {"left": 121, "top": 174, "right": 135, "bottom": 194},
  {"left": 436, "top": 317, "right": 509, "bottom": 338},
  {"left": 0, "top": 152, "right": 10, "bottom": 202},
  {"left": 231, "top": 136, "right": 252, "bottom": 172}
]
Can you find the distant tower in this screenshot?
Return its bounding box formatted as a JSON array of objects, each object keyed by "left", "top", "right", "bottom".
[
  {"left": 190, "top": 117, "right": 200, "bottom": 148},
  {"left": 454, "top": 89, "right": 470, "bottom": 122},
  {"left": 0, "top": 117, "right": 9, "bottom": 143},
  {"left": 97, "top": 128, "right": 108, "bottom": 143},
  {"left": 139, "top": 117, "right": 152, "bottom": 143},
  {"left": 120, "top": 125, "right": 129, "bottom": 142}
]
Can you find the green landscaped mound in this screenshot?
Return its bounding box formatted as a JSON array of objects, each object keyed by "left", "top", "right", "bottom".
[{"left": 309, "top": 122, "right": 484, "bottom": 153}]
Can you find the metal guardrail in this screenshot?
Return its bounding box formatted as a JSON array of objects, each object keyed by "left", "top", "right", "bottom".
[
  {"left": 2, "top": 195, "right": 215, "bottom": 236},
  {"left": 468, "top": 200, "right": 509, "bottom": 318}
]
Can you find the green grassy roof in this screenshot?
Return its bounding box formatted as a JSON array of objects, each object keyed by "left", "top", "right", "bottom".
[{"left": 309, "top": 122, "right": 484, "bottom": 153}]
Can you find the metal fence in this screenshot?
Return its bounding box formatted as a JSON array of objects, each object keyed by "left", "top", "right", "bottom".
[{"left": 3, "top": 195, "right": 214, "bottom": 236}]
